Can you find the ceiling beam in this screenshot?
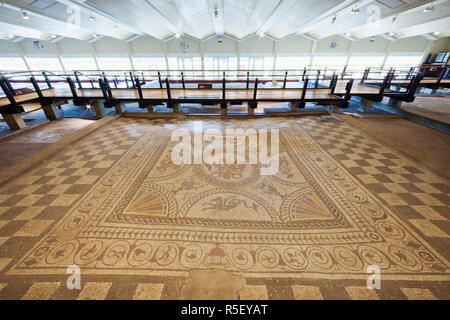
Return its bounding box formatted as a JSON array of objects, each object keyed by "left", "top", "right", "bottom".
[
  {"left": 53, "top": 0, "right": 139, "bottom": 34},
  {"left": 393, "top": 16, "right": 450, "bottom": 39},
  {"left": 297, "top": 0, "right": 367, "bottom": 34},
  {"left": 256, "top": 0, "right": 296, "bottom": 35},
  {"left": 209, "top": 0, "right": 224, "bottom": 36},
  {"left": 0, "top": 21, "right": 49, "bottom": 41},
  {"left": 0, "top": 1, "right": 95, "bottom": 40},
  {"left": 132, "top": 0, "right": 184, "bottom": 37},
  {"left": 340, "top": 33, "right": 358, "bottom": 41},
  {"left": 379, "top": 33, "right": 396, "bottom": 41},
  {"left": 298, "top": 33, "right": 318, "bottom": 42},
  {"left": 349, "top": 0, "right": 448, "bottom": 39},
  {"left": 125, "top": 34, "right": 143, "bottom": 43},
  {"left": 49, "top": 36, "right": 66, "bottom": 43},
  {"left": 87, "top": 35, "right": 104, "bottom": 43},
  {"left": 421, "top": 34, "right": 438, "bottom": 41},
  {"left": 11, "top": 37, "right": 25, "bottom": 43}
]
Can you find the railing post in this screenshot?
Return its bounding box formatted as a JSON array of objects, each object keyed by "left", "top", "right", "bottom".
[
  {"left": 315, "top": 70, "right": 320, "bottom": 88},
  {"left": 407, "top": 67, "right": 414, "bottom": 79},
  {"left": 158, "top": 71, "right": 163, "bottom": 89},
  {"left": 98, "top": 78, "right": 108, "bottom": 99},
  {"left": 181, "top": 71, "right": 185, "bottom": 89},
  {"left": 301, "top": 77, "right": 308, "bottom": 101},
  {"left": 283, "top": 71, "right": 288, "bottom": 89},
  {"left": 67, "top": 77, "right": 78, "bottom": 100},
  {"left": 341, "top": 66, "right": 347, "bottom": 80},
  {"left": 330, "top": 75, "right": 337, "bottom": 95},
  {"left": 361, "top": 68, "right": 369, "bottom": 83},
  {"left": 378, "top": 73, "right": 391, "bottom": 97},
  {"left": 42, "top": 72, "right": 52, "bottom": 89},
  {"left": 222, "top": 75, "right": 226, "bottom": 101},
  {"left": 344, "top": 79, "right": 354, "bottom": 102},
  {"left": 30, "top": 76, "right": 43, "bottom": 99},
  {"left": 2, "top": 77, "right": 15, "bottom": 95},
  {"left": 74, "top": 72, "right": 82, "bottom": 89},
  {"left": 221, "top": 75, "right": 227, "bottom": 111},
  {"left": 129, "top": 72, "right": 136, "bottom": 88},
  {"left": 136, "top": 74, "right": 143, "bottom": 100},
  {"left": 104, "top": 77, "right": 113, "bottom": 99},
  {"left": 165, "top": 78, "right": 173, "bottom": 108},
  {"left": 0, "top": 79, "right": 22, "bottom": 111},
  {"left": 253, "top": 78, "right": 258, "bottom": 100},
  {"left": 102, "top": 71, "right": 108, "bottom": 84},
  {"left": 405, "top": 74, "right": 422, "bottom": 101},
  {"left": 246, "top": 71, "right": 250, "bottom": 89},
  {"left": 302, "top": 67, "right": 306, "bottom": 81},
  {"left": 437, "top": 68, "right": 447, "bottom": 85}
]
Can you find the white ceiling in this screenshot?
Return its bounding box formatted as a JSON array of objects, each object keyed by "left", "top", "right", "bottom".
[{"left": 0, "top": 0, "right": 449, "bottom": 43}]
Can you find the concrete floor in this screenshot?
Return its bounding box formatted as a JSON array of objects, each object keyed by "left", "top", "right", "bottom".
[
  {"left": 400, "top": 95, "right": 450, "bottom": 125},
  {"left": 0, "top": 114, "right": 447, "bottom": 300},
  {"left": 0, "top": 119, "right": 94, "bottom": 173}
]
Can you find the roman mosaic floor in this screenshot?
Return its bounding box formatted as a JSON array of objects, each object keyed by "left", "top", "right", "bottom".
[{"left": 0, "top": 115, "right": 448, "bottom": 300}]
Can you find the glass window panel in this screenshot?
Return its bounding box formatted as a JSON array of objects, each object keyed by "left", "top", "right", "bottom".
[
  {"left": 0, "top": 57, "right": 27, "bottom": 71},
  {"left": 384, "top": 55, "right": 423, "bottom": 68},
  {"left": 204, "top": 57, "right": 213, "bottom": 70},
  {"left": 183, "top": 58, "right": 193, "bottom": 70},
  {"left": 61, "top": 57, "right": 97, "bottom": 71},
  {"left": 132, "top": 57, "right": 166, "bottom": 70},
  {"left": 97, "top": 56, "right": 131, "bottom": 70},
  {"left": 193, "top": 57, "right": 202, "bottom": 70},
  {"left": 168, "top": 57, "right": 179, "bottom": 70},
  {"left": 275, "top": 56, "right": 309, "bottom": 71},
  {"left": 239, "top": 57, "right": 249, "bottom": 70},
  {"left": 26, "top": 57, "right": 63, "bottom": 71},
  {"left": 348, "top": 55, "right": 384, "bottom": 68},
  {"left": 311, "top": 56, "right": 347, "bottom": 70}
]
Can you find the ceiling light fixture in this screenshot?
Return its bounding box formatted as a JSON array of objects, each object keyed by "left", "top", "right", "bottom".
[
  {"left": 22, "top": 10, "right": 30, "bottom": 20},
  {"left": 331, "top": 15, "right": 337, "bottom": 23},
  {"left": 392, "top": 16, "right": 397, "bottom": 23},
  {"left": 423, "top": 4, "right": 434, "bottom": 12},
  {"left": 345, "top": 32, "right": 351, "bottom": 37},
  {"left": 350, "top": 4, "right": 360, "bottom": 14},
  {"left": 92, "top": 34, "right": 98, "bottom": 38},
  {"left": 388, "top": 32, "right": 395, "bottom": 37},
  {"left": 433, "top": 31, "right": 440, "bottom": 36},
  {"left": 175, "top": 33, "right": 180, "bottom": 39},
  {"left": 89, "top": 15, "right": 95, "bottom": 21},
  {"left": 259, "top": 32, "right": 265, "bottom": 38},
  {"left": 8, "top": 34, "right": 14, "bottom": 39}
]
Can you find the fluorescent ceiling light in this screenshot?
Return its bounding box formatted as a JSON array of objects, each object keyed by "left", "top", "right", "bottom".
[
  {"left": 22, "top": 11, "right": 30, "bottom": 20},
  {"left": 423, "top": 5, "right": 434, "bottom": 12},
  {"left": 350, "top": 4, "right": 360, "bottom": 14}
]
